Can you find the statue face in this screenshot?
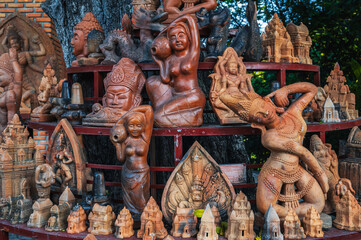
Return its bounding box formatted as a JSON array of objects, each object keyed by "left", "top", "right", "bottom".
[
  {"left": 9, "top": 38, "right": 21, "bottom": 51},
  {"left": 127, "top": 117, "right": 144, "bottom": 138},
  {"left": 227, "top": 62, "right": 238, "bottom": 75},
  {"left": 105, "top": 86, "right": 134, "bottom": 110},
  {"left": 169, "top": 26, "right": 189, "bottom": 52},
  {"left": 191, "top": 190, "right": 202, "bottom": 202},
  {"left": 249, "top": 98, "right": 277, "bottom": 126},
  {"left": 71, "top": 30, "right": 86, "bottom": 57}
]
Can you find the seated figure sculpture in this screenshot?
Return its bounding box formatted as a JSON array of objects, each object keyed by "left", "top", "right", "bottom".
[
  {"left": 146, "top": 14, "right": 206, "bottom": 127},
  {"left": 220, "top": 82, "right": 329, "bottom": 218}
]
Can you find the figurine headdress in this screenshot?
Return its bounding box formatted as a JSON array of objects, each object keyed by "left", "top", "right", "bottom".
[{"left": 74, "top": 12, "right": 104, "bottom": 37}]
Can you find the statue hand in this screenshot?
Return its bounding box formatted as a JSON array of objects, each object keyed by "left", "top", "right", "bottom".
[{"left": 266, "top": 88, "right": 289, "bottom": 107}]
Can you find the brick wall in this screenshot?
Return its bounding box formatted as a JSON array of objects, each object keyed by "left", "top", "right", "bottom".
[{"left": 33, "top": 130, "right": 49, "bottom": 154}]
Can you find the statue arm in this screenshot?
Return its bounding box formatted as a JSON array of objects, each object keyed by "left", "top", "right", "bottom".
[
  {"left": 178, "top": 0, "right": 217, "bottom": 15},
  {"left": 134, "top": 105, "right": 154, "bottom": 142},
  {"left": 63, "top": 151, "right": 74, "bottom": 164},
  {"left": 25, "top": 52, "right": 43, "bottom": 73},
  {"left": 246, "top": 75, "right": 254, "bottom": 92},
  {"left": 10, "top": 48, "right": 23, "bottom": 108},
  {"left": 29, "top": 42, "right": 46, "bottom": 57}
]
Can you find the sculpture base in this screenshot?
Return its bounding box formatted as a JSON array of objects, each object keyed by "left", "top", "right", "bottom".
[
  {"left": 333, "top": 221, "right": 361, "bottom": 231},
  {"left": 30, "top": 113, "right": 56, "bottom": 122}
]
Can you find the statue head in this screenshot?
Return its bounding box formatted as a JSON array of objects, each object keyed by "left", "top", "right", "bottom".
[
  {"left": 6, "top": 26, "right": 22, "bottom": 52},
  {"left": 125, "top": 112, "right": 146, "bottom": 138},
  {"left": 87, "top": 29, "right": 105, "bottom": 54},
  {"left": 190, "top": 176, "right": 204, "bottom": 203},
  {"left": 167, "top": 22, "right": 190, "bottom": 52},
  {"left": 71, "top": 12, "right": 103, "bottom": 58}
]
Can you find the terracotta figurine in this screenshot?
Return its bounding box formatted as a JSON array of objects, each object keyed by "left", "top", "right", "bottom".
[
  {"left": 302, "top": 206, "right": 323, "bottom": 237},
  {"left": 161, "top": 141, "right": 235, "bottom": 224},
  {"left": 220, "top": 82, "right": 329, "bottom": 218},
  {"left": 284, "top": 209, "right": 306, "bottom": 239},
  {"left": 311, "top": 87, "right": 327, "bottom": 122},
  {"left": 88, "top": 203, "right": 116, "bottom": 235},
  {"left": 67, "top": 204, "right": 87, "bottom": 234},
  {"left": 71, "top": 12, "right": 104, "bottom": 67},
  {"left": 197, "top": 204, "right": 218, "bottom": 240},
  {"left": 334, "top": 189, "right": 361, "bottom": 231},
  {"left": 286, "top": 22, "right": 312, "bottom": 64},
  {"left": 137, "top": 196, "right": 168, "bottom": 239},
  {"left": 209, "top": 47, "right": 254, "bottom": 124},
  {"left": 110, "top": 105, "right": 153, "bottom": 220},
  {"left": 170, "top": 207, "right": 197, "bottom": 238},
  {"left": 78, "top": 29, "right": 105, "bottom": 66},
  {"left": 83, "top": 58, "right": 146, "bottom": 127},
  {"left": 114, "top": 207, "right": 134, "bottom": 239},
  {"left": 146, "top": 14, "right": 206, "bottom": 127},
  {"left": 261, "top": 204, "right": 283, "bottom": 240}
]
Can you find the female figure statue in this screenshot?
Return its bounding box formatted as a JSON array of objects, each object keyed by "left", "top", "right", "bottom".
[
  {"left": 110, "top": 105, "right": 154, "bottom": 220},
  {"left": 220, "top": 82, "right": 329, "bottom": 218},
  {"left": 146, "top": 14, "right": 206, "bottom": 127}
]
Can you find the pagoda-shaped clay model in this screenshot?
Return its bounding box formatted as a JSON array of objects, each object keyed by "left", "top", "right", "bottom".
[
  {"left": 302, "top": 206, "right": 323, "bottom": 238},
  {"left": 197, "top": 204, "right": 218, "bottom": 240},
  {"left": 67, "top": 204, "right": 87, "bottom": 234},
  {"left": 334, "top": 190, "right": 361, "bottom": 231},
  {"left": 137, "top": 197, "right": 168, "bottom": 240},
  {"left": 261, "top": 204, "right": 283, "bottom": 240},
  {"left": 322, "top": 97, "right": 341, "bottom": 123},
  {"left": 0, "top": 114, "right": 36, "bottom": 199},
  {"left": 11, "top": 197, "right": 33, "bottom": 224},
  {"left": 286, "top": 22, "right": 312, "bottom": 64},
  {"left": 170, "top": 207, "right": 197, "bottom": 238},
  {"left": 114, "top": 207, "right": 134, "bottom": 239},
  {"left": 59, "top": 186, "right": 75, "bottom": 207},
  {"left": 88, "top": 204, "right": 116, "bottom": 235},
  {"left": 284, "top": 209, "right": 306, "bottom": 239},
  {"left": 324, "top": 62, "right": 358, "bottom": 121},
  {"left": 261, "top": 13, "right": 298, "bottom": 63},
  {"left": 83, "top": 234, "right": 98, "bottom": 240},
  {"left": 225, "top": 191, "right": 255, "bottom": 240}
]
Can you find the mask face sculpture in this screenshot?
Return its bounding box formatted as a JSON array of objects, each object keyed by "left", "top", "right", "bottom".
[
  {"left": 146, "top": 15, "right": 206, "bottom": 127},
  {"left": 220, "top": 82, "right": 329, "bottom": 219}
]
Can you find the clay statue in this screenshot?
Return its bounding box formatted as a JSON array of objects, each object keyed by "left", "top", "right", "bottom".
[
  {"left": 27, "top": 164, "right": 55, "bottom": 228},
  {"left": 0, "top": 114, "right": 36, "bottom": 199},
  {"left": 163, "top": 0, "right": 217, "bottom": 24},
  {"left": 110, "top": 105, "right": 153, "bottom": 220},
  {"left": 88, "top": 203, "right": 116, "bottom": 235},
  {"left": 78, "top": 29, "right": 105, "bottom": 66},
  {"left": 100, "top": 10, "right": 167, "bottom": 64},
  {"left": 311, "top": 87, "right": 327, "bottom": 122},
  {"left": 90, "top": 171, "right": 109, "bottom": 206},
  {"left": 209, "top": 47, "right": 254, "bottom": 124},
  {"left": 261, "top": 13, "right": 298, "bottom": 63},
  {"left": 45, "top": 203, "right": 71, "bottom": 231},
  {"left": 8, "top": 195, "right": 25, "bottom": 222},
  {"left": 302, "top": 206, "right": 323, "bottom": 237},
  {"left": 225, "top": 191, "right": 255, "bottom": 240},
  {"left": 170, "top": 207, "right": 197, "bottom": 238},
  {"left": 67, "top": 204, "right": 87, "bottom": 234},
  {"left": 71, "top": 12, "right": 104, "bottom": 67},
  {"left": 310, "top": 134, "right": 355, "bottom": 213},
  {"left": 322, "top": 97, "right": 341, "bottom": 123},
  {"left": 114, "top": 207, "right": 134, "bottom": 239},
  {"left": 11, "top": 198, "right": 33, "bottom": 224},
  {"left": 197, "top": 204, "right": 218, "bottom": 240},
  {"left": 286, "top": 22, "right": 312, "bottom": 64},
  {"left": 284, "top": 209, "right": 306, "bottom": 239},
  {"left": 261, "top": 204, "right": 283, "bottom": 240},
  {"left": 220, "top": 82, "right": 329, "bottom": 219},
  {"left": 161, "top": 141, "right": 235, "bottom": 224},
  {"left": 83, "top": 58, "right": 146, "bottom": 127},
  {"left": 137, "top": 196, "right": 168, "bottom": 239},
  {"left": 146, "top": 14, "right": 206, "bottom": 127},
  {"left": 334, "top": 189, "right": 361, "bottom": 231}
]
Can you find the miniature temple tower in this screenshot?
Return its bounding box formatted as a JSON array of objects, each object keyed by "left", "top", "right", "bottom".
[
  {"left": 302, "top": 206, "right": 323, "bottom": 237},
  {"left": 226, "top": 192, "right": 255, "bottom": 240},
  {"left": 88, "top": 204, "right": 116, "bottom": 235},
  {"left": 286, "top": 22, "right": 312, "bottom": 64},
  {"left": 261, "top": 204, "right": 283, "bottom": 240},
  {"left": 0, "top": 114, "right": 36, "bottom": 199},
  {"left": 334, "top": 190, "right": 361, "bottom": 231},
  {"left": 67, "top": 204, "right": 87, "bottom": 234},
  {"left": 137, "top": 196, "right": 168, "bottom": 240},
  {"left": 322, "top": 97, "right": 341, "bottom": 123},
  {"left": 284, "top": 209, "right": 306, "bottom": 239},
  {"left": 171, "top": 207, "right": 197, "bottom": 238},
  {"left": 197, "top": 204, "right": 218, "bottom": 240},
  {"left": 114, "top": 207, "right": 134, "bottom": 239}
]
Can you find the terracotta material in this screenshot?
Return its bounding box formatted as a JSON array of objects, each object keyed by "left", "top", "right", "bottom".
[
  {"left": 225, "top": 191, "right": 255, "bottom": 240},
  {"left": 114, "top": 207, "right": 134, "bottom": 239},
  {"left": 59, "top": 186, "right": 76, "bottom": 207},
  {"left": 7, "top": 195, "right": 23, "bottom": 221},
  {"left": 27, "top": 164, "right": 55, "bottom": 228},
  {"left": 78, "top": 29, "right": 105, "bottom": 66},
  {"left": 286, "top": 22, "right": 312, "bottom": 64},
  {"left": 261, "top": 13, "right": 298, "bottom": 63},
  {"left": 302, "top": 206, "right": 323, "bottom": 237},
  {"left": 83, "top": 58, "right": 146, "bottom": 127},
  {"left": 311, "top": 87, "right": 327, "bottom": 122},
  {"left": 324, "top": 62, "right": 358, "bottom": 120},
  {"left": 321, "top": 97, "right": 341, "bottom": 123},
  {"left": 146, "top": 14, "right": 206, "bottom": 127},
  {"left": 219, "top": 82, "right": 328, "bottom": 219},
  {"left": 67, "top": 204, "right": 87, "bottom": 234},
  {"left": 310, "top": 134, "right": 355, "bottom": 213},
  {"left": 0, "top": 198, "right": 10, "bottom": 219},
  {"left": 88, "top": 203, "right": 116, "bottom": 235},
  {"left": 11, "top": 197, "right": 33, "bottom": 224},
  {"left": 45, "top": 202, "right": 71, "bottom": 231},
  {"left": 71, "top": 12, "right": 104, "bottom": 67},
  {"left": 110, "top": 105, "right": 153, "bottom": 220},
  {"left": 84, "top": 234, "right": 98, "bottom": 240},
  {"left": 0, "top": 12, "right": 66, "bottom": 114},
  {"left": 209, "top": 47, "right": 254, "bottom": 124},
  {"left": 91, "top": 171, "right": 109, "bottom": 205},
  {"left": 197, "top": 204, "right": 218, "bottom": 240},
  {"left": 137, "top": 196, "right": 168, "bottom": 240},
  {"left": 284, "top": 209, "right": 306, "bottom": 239},
  {"left": 0, "top": 114, "right": 36, "bottom": 199},
  {"left": 161, "top": 141, "right": 235, "bottom": 223},
  {"left": 47, "top": 119, "right": 87, "bottom": 194},
  {"left": 163, "top": 0, "right": 217, "bottom": 24},
  {"left": 170, "top": 207, "right": 197, "bottom": 238},
  {"left": 261, "top": 204, "right": 283, "bottom": 240},
  {"left": 334, "top": 190, "right": 361, "bottom": 231}
]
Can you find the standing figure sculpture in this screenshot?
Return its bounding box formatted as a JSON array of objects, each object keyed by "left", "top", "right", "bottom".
[
  {"left": 220, "top": 82, "right": 329, "bottom": 218},
  {"left": 53, "top": 133, "right": 74, "bottom": 189},
  {"left": 146, "top": 15, "right": 206, "bottom": 127},
  {"left": 110, "top": 105, "right": 154, "bottom": 220}
]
